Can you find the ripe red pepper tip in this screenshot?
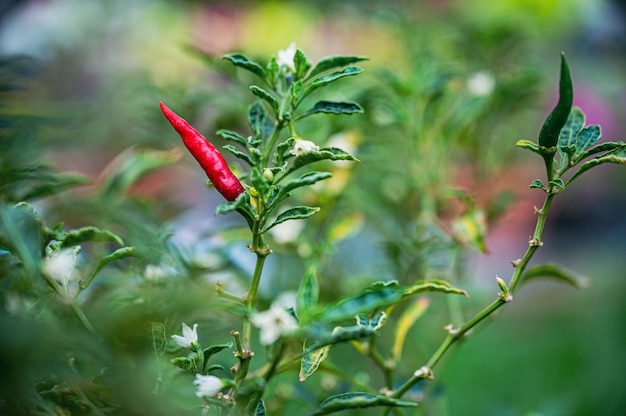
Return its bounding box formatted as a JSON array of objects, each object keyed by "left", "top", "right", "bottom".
[{"left": 160, "top": 101, "right": 244, "bottom": 201}]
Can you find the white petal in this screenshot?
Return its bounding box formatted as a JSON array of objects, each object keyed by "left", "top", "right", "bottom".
[{"left": 193, "top": 374, "right": 224, "bottom": 398}]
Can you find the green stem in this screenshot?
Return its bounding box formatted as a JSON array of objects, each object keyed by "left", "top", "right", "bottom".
[
  {"left": 391, "top": 189, "right": 556, "bottom": 402},
  {"left": 368, "top": 336, "right": 394, "bottom": 389}
]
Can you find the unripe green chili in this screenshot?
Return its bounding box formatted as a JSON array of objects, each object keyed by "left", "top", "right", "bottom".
[
  {"left": 538, "top": 53, "right": 573, "bottom": 149},
  {"left": 160, "top": 101, "right": 244, "bottom": 201}
]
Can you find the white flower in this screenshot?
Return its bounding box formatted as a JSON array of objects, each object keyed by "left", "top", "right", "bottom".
[
  {"left": 467, "top": 71, "right": 496, "bottom": 97},
  {"left": 277, "top": 42, "right": 297, "bottom": 72},
  {"left": 251, "top": 304, "right": 298, "bottom": 346},
  {"left": 290, "top": 139, "right": 319, "bottom": 156},
  {"left": 171, "top": 322, "right": 198, "bottom": 349},
  {"left": 43, "top": 247, "right": 78, "bottom": 283},
  {"left": 193, "top": 374, "right": 224, "bottom": 398}
]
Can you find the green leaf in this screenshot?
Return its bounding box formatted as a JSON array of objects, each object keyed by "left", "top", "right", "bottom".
[
  {"left": 575, "top": 125, "right": 601, "bottom": 154},
  {"left": 403, "top": 279, "right": 469, "bottom": 299},
  {"left": 84, "top": 246, "right": 140, "bottom": 288},
  {"left": 303, "top": 325, "right": 377, "bottom": 354},
  {"left": 19, "top": 172, "right": 90, "bottom": 201},
  {"left": 574, "top": 141, "right": 626, "bottom": 162},
  {"left": 294, "top": 49, "right": 312, "bottom": 80},
  {"left": 290, "top": 79, "right": 303, "bottom": 107},
  {"left": 296, "top": 101, "right": 363, "bottom": 120},
  {"left": 264, "top": 206, "right": 320, "bottom": 232},
  {"left": 538, "top": 53, "right": 573, "bottom": 148},
  {"left": 60, "top": 226, "right": 124, "bottom": 248},
  {"left": 203, "top": 343, "right": 233, "bottom": 363},
  {"left": 274, "top": 137, "right": 296, "bottom": 165},
  {"left": 392, "top": 298, "right": 429, "bottom": 362},
  {"left": 529, "top": 179, "right": 545, "bottom": 189},
  {"left": 558, "top": 107, "right": 585, "bottom": 153},
  {"left": 266, "top": 56, "right": 279, "bottom": 87},
  {"left": 299, "top": 339, "right": 330, "bottom": 381},
  {"left": 290, "top": 148, "right": 360, "bottom": 172},
  {"left": 320, "top": 281, "right": 403, "bottom": 323},
  {"left": 307, "top": 55, "right": 368, "bottom": 80},
  {"left": 223, "top": 144, "right": 254, "bottom": 167},
  {"left": 248, "top": 101, "right": 273, "bottom": 143},
  {"left": 515, "top": 139, "right": 542, "bottom": 156},
  {"left": 308, "top": 392, "right": 417, "bottom": 416},
  {"left": 566, "top": 146, "right": 626, "bottom": 186},
  {"left": 275, "top": 172, "right": 332, "bottom": 203},
  {"left": 217, "top": 129, "right": 248, "bottom": 147},
  {"left": 251, "top": 167, "right": 272, "bottom": 201},
  {"left": 215, "top": 191, "right": 255, "bottom": 228},
  {"left": 297, "top": 269, "right": 320, "bottom": 322},
  {"left": 356, "top": 311, "right": 388, "bottom": 330},
  {"left": 171, "top": 356, "right": 196, "bottom": 375},
  {"left": 520, "top": 263, "right": 590, "bottom": 288},
  {"left": 223, "top": 53, "right": 266, "bottom": 81},
  {"left": 250, "top": 85, "right": 280, "bottom": 115},
  {"left": 301, "top": 67, "right": 363, "bottom": 101},
  {"left": 255, "top": 400, "right": 267, "bottom": 416}
]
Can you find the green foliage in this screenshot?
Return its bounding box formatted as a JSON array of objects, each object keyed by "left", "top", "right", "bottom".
[{"left": 308, "top": 392, "right": 418, "bottom": 415}]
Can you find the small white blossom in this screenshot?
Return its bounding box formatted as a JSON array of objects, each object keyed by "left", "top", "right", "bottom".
[
  {"left": 43, "top": 247, "right": 78, "bottom": 283},
  {"left": 290, "top": 139, "right": 319, "bottom": 156},
  {"left": 193, "top": 374, "right": 224, "bottom": 398},
  {"left": 172, "top": 322, "right": 198, "bottom": 349},
  {"left": 277, "top": 42, "right": 297, "bottom": 72},
  {"left": 467, "top": 71, "right": 495, "bottom": 97},
  {"left": 251, "top": 304, "right": 298, "bottom": 346}
]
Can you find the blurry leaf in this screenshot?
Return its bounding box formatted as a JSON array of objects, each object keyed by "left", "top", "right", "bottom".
[
  {"left": 60, "top": 226, "right": 124, "bottom": 248},
  {"left": 303, "top": 325, "right": 376, "bottom": 354},
  {"left": 264, "top": 206, "right": 320, "bottom": 232},
  {"left": 255, "top": 400, "right": 267, "bottom": 416},
  {"left": 299, "top": 339, "right": 330, "bottom": 382},
  {"left": 290, "top": 148, "right": 359, "bottom": 172},
  {"left": 392, "top": 298, "right": 429, "bottom": 362},
  {"left": 308, "top": 392, "right": 417, "bottom": 415},
  {"left": 223, "top": 144, "right": 254, "bottom": 166},
  {"left": 452, "top": 209, "right": 488, "bottom": 253},
  {"left": 297, "top": 268, "right": 319, "bottom": 321},
  {"left": 307, "top": 56, "right": 368, "bottom": 80},
  {"left": 202, "top": 343, "right": 233, "bottom": 370},
  {"left": 206, "top": 364, "right": 225, "bottom": 374},
  {"left": 575, "top": 125, "right": 601, "bottom": 155},
  {"left": 301, "top": 67, "right": 363, "bottom": 102},
  {"left": 19, "top": 172, "right": 89, "bottom": 201},
  {"left": 250, "top": 85, "right": 280, "bottom": 115},
  {"left": 81, "top": 247, "right": 142, "bottom": 289},
  {"left": 294, "top": 49, "right": 312, "bottom": 80},
  {"left": 327, "top": 212, "right": 364, "bottom": 243},
  {"left": 0, "top": 202, "right": 44, "bottom": 274},
  {"left": 356, "top": 311, "right": 387, "bottom": 330},
  {"left": 171, "top": 356, "right": 196, "bottom": 375},
  {"left": 538, "top": 53, "right": 573, "bottom": 148},
  {"left": 320, "top": 281, "right": 403, "bottom": 323},
  {"left": 223, "top": 54, "right": 266, "bottom": 81},
  {"left": 98, "top": 148, "right": 182, "bottom": 198},
  {"left": 566, "top": 146, "right": 626, "bottom": 186},
  {"left": 290, "top": 79, "right": 303, "bottom": 106},
  {"left": 296, "top": 101, "right": 363, "bottom": 120},
  {"left": 266, "top": 56, "right": 279, "bottom": 87},
  {"left": 151, "top": 322, "right": 167, "bottom": 358},
  {"left": 529, "top": 179, "right": 544, "bottom": 189},
  {"left": 217, "top": 129, "right": 248, "bottom": 147},
  {"left": 520, "top": 263, "right": 590, "bottom": 288}
]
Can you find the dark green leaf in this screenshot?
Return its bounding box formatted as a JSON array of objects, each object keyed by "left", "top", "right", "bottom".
[
  {"left": 264, "top": 206, "right": 320, "bottom": 232},
  {"left": 19, "top": 173, "right": 89, "bottom": 201},
  {"left": 558, "top": 107, "right": 585, "bottom": 152},
  {"left": 216, "top": 129, "right": 248, "bottom": 147},
  {"left": 274, "top": 138, "right": 296, "bottom": 165},
  {"left": 297, "top": 268, "right": 319, "bottom": 321},
  {"left": 308, "top": 392, "right": 417, "bottom": 416},
  {"left": 248, "top": 101, "right": 273, "bottom": 143},
  {"left": 84, "top": 246, "right": 141, "bottom": 288},
  {"left": 303, "top": 325, "right": 377, "bottom": 354},
  {"left": 520, "top": 263, "right": 590, "bottom": 288},
  {"left": 203, "top": 343, "right": 233, "bottom": 363},
  {"left": 575, "top": 125, "right": 601, "bottom": 154},
  {"left": 320, "top": 282, "right": 403, "bottom": 323},
  {"left": 294, "top": 49, "right": 312, "bottom": 80},
  {"left": 291, "top": 148, "right": 359, "bottom": 172},
  {"left": 538, "top": 53, "right": 573, "bottom": 148},
  {"left": 275, "top": 172, "right": 332, "bottom": 203},
  {"left": 223, "top": 53, "right": 266, "bottom": 81},
  {"left": 215, "top": 191, "right": 256, "bottom": 228},
  {"left": 574, "top": 141, "right": 626, "bottom": 162},
  {"left": 290, "top": 79, "right": 303, "bottom": 107},
  {"left": 266, "top": 56, "right": 279, "bottom": 87},
  {"left": 171, "top": 357, "right": 196, "bottom": 375},
  {"left": 307, "top": 55, "right": 368, "bottom": 80},
  {"left": 403, "top": 279, "right": 469, "bottom": 299},
  {"left": 566, "top": 147, "right": 626, "bottom": 186},
  {"left": 301, "top": 67, "right": 363, "bottom": 101},
  {"left": 356, "top": 311, "right": 388, "bottom": 330},
  {"left": 61, "top": 226, "right": 124, "bottom": 248},
  {"left": 251, "top": 167, "right": 271, "bottom": 201},
  {"left": 223, "top": 144, "right": 254, "bottom": 167},
  {"left": 250, "top": 85, "right": 280, "bottom": 115},
  {"left": 529, "top": 179, "right": 544, "bottom": 189},
  {"left": 206, "top": 364, "right": 225, "bottom": 374},
  {"left": 255, "top": 400, "right": 267, "bottom": 416},
  {"left": 296, "top": 101, "right": 363, "bottom": 120}
]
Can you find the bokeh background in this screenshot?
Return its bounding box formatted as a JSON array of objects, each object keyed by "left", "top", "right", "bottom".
[{"left": 1, "top": 0, "right": 626, "bottom": 415}]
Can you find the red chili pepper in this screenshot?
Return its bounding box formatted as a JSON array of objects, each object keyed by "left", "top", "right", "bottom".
[{"left": 160, "top": 101, "right": 244, "bottom": 201}]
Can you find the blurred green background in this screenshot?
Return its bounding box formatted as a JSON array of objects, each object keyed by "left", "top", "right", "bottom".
[{"left": 1, "top": 0, "right": 626, "bottom": 415}]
